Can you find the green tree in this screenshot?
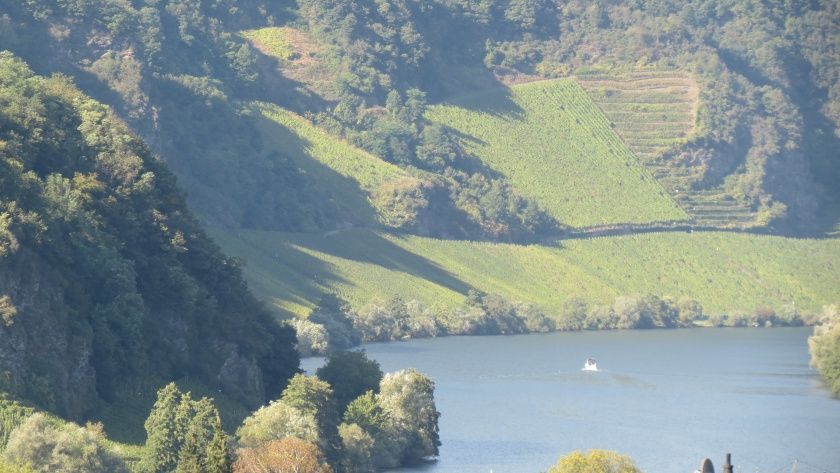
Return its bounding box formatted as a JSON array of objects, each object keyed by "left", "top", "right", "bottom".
[
  {"left": 139, "top": 383, "right": 230, "bottom": 473},
  {"left": 548, "top": 449, "right": 641, "bottom": 473},
  {"left": 559, "top": 298, "right": 588, "bottom": 331},
  {"left": 343, "top": 392, "right": 387, "bottom": 435},
  {"left": 316, "top": 351, "right": 384, "bottom": 413},
  {"left": 236, "top": 401, "right": 319, "bottom": 448},
  {"left": 204, "top": 417, "right": 234, "bottom": 473},
  {"left": 280, "top": 375, "right": 340, "bottom": 461},
  {"left": 809, "top": 305, "right": 840, "bottom": 396},
  {"left": 338, "top": 423, "right": 375, "bottom": 473},
  {"left": 377, "top": 369, "right": 440, "bottom": 464},
  {"left": 140, "top": 383, "right": 183, "bottom": 473}
]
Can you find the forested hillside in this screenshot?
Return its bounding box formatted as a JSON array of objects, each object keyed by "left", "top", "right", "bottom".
[{"left": 0, "top": 54, "right": 298, "bottom": 422}]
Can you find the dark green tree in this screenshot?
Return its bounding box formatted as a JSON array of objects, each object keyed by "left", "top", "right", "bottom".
[
  {"left": 140, "top": 383, "right": 231, "bottom": 473},
  {"left": 140, "top": 383, "right": 183, "bottom": 473},
  {"left": 281, "top": 374, "right": 341, "bottom": 462},
  {"left": 317, "top": 351, "right": 384, "bottom": 413}
]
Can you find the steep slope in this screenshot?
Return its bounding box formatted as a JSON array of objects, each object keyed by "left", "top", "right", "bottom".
[
  {"left": 216, "top": 228, "right": 840, "bottom": 318},
  {"left": 252, "top": 102, "right": 423, "bottom": 228},
  {"left": 578, "top": 70, "right": 758, "bottom": 228},
  {"left": 426, "top": 79, "right": 689, "bottom": 228},
  {"left": 0, "top": 54, "right": 298, "bottom": 421}
]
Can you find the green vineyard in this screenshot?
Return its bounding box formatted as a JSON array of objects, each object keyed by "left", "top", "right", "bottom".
[
  {"left": 426, "top": 79, "right": 689, "bottom": 228},
  {"left": 578, "top": 70, "right": 757, "bottom": 227},
  {"left": 214, "top": 228, "right": 840, "bottom": 319}
]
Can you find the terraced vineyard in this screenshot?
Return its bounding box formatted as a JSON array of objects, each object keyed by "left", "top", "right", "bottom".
[
  {"left": 214, "top": 228, "right": 840, "bottom": 318},
  {"left": 427, "top": 79, "right": 689, "bottom": 228},
  {"left": 578, "top": 70, "right": 757, "bottom": 228}
]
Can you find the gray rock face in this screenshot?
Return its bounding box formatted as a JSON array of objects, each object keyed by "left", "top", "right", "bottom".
[
  {"left": 217, "top": 347, "right": 265, "bottom": 408},
  {"left": 0, "top": 250, "right": 98, "bottom": 420}
]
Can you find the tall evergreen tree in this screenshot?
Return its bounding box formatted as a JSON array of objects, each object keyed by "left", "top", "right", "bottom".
[
  {"left": 140, "top": 383, "right": 183, "bottom": 473},
  {"left": 140, "top": 383, "right": 231, "bottom": 473}
]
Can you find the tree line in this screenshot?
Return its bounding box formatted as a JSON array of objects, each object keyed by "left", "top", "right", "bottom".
[{"left": 292, "top": 291, "right": 814, "bottom": 356}]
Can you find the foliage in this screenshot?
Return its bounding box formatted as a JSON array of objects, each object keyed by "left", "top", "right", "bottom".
[
  {"left": 809, "top": 305, "right": 840, "bottom": 396},
  {"left": 137, "top": 383, "right": 232, "bottom": 473},
  {"left": 3, "top": 413, "right": 128, "bottom": 473},
  {"left": 235, "top": 367, "right": 439, "bottom": 472},
  {"left": 278, "top": 375, "right": 340, "bottom": 461},
  {"left": 337, "top": 423, "right": 375, "bottom": 473},
  {"left": 290, "top": 318, "right": 330, "bottom": 357},
  {"left": 342, "top": 393, "right": 387, "bottom": 437},
  {"left": 0, "top": 395, "right": 35, "bottom": 449},
  {"left": 0, "top": 458, "right": 34, "bottom": 473},
  {"left": 307, "top": 297, "right": 363, "bottom": 352},
  {"left": 232, "top": 438, "right": 332, "bottom": 473},
  {"left": 376, "top": 369, "right": 440, "bottom": 465},
  {"left": 236, "top": 401, "right": 319, "bottom": 448},
  {"left": 315, "top": 351, "right": 383, "bottom": 413},
  {"left": 548, "top": 449, "right": 641, "bottom": 473}
]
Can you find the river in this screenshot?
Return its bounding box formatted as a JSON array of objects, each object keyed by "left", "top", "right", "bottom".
[{"left": 301, "top": 327, "right": 839, "bottom": 473}]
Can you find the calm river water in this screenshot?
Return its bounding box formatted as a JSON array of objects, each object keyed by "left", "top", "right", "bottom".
[{"left": 301, "top": 327, "right": 840, "bottom": 473}]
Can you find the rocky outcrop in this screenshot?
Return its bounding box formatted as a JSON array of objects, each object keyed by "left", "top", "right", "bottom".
[{"left": 0, "top": 250, "right": 98, "bottom": 420}]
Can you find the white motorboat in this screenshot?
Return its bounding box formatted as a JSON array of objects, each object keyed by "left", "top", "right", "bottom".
[{"left": 582, "top": 358, "right": 598, "bottom": 371}]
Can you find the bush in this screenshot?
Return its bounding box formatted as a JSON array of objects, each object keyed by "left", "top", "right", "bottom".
[
  {"left": 236, "top": 401, "right": 319, "bottom": 448},
  {"left": 290, "top": 319, "right": 329, "bottom": 357},
  {"left": 548, "top": 449, "right": 641, "bottom": 473},
  {"left": 338, "top": 424, "right": 375, "bottom": 473},
  {"left": 0, "top": 395, "right": 34, "bottom": 448},
  {"left": 308, "top": 297, "right": 362, "bottom": 351},
  {"left": 809, "top": 305, "right": 840, "bottom": 396},
  {"left": 233, "top": 438, "right": 332, "bottom": 473},
  {"left": 3, "top": 413, "right": 128, "bottom": 473}
]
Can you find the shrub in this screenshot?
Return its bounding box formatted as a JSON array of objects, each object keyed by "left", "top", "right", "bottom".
[
  {"left": 548, "top": 449, "right": 641, "bottom": 473},
  {"left": 338, "top": 423, "right": 375, "bottom": 473},
  {"left": 809, "top": 305, "right": 840, "bottom": 396},
  {"left": 3, "top": 413, "right": 128, "bottom": 473},
  {"left": 233, "top": 438, "right": 332, "bottom": 473},
  {"left": 236, "top": 401, "right": 319, "bottom": 448},
  {"left": 290, "top": 319, "right": 329, "bottom": 357}
]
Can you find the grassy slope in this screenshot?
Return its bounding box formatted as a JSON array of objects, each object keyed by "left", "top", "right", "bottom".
[
  {"left": 251, "top": 102, "right": 415, "bottom": 226},
  {"left": 426, "top": 79, "right": 689, "bottom": 227},
  {"left": 215, "top": 228, "right": 840, "bottom": 318}
]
